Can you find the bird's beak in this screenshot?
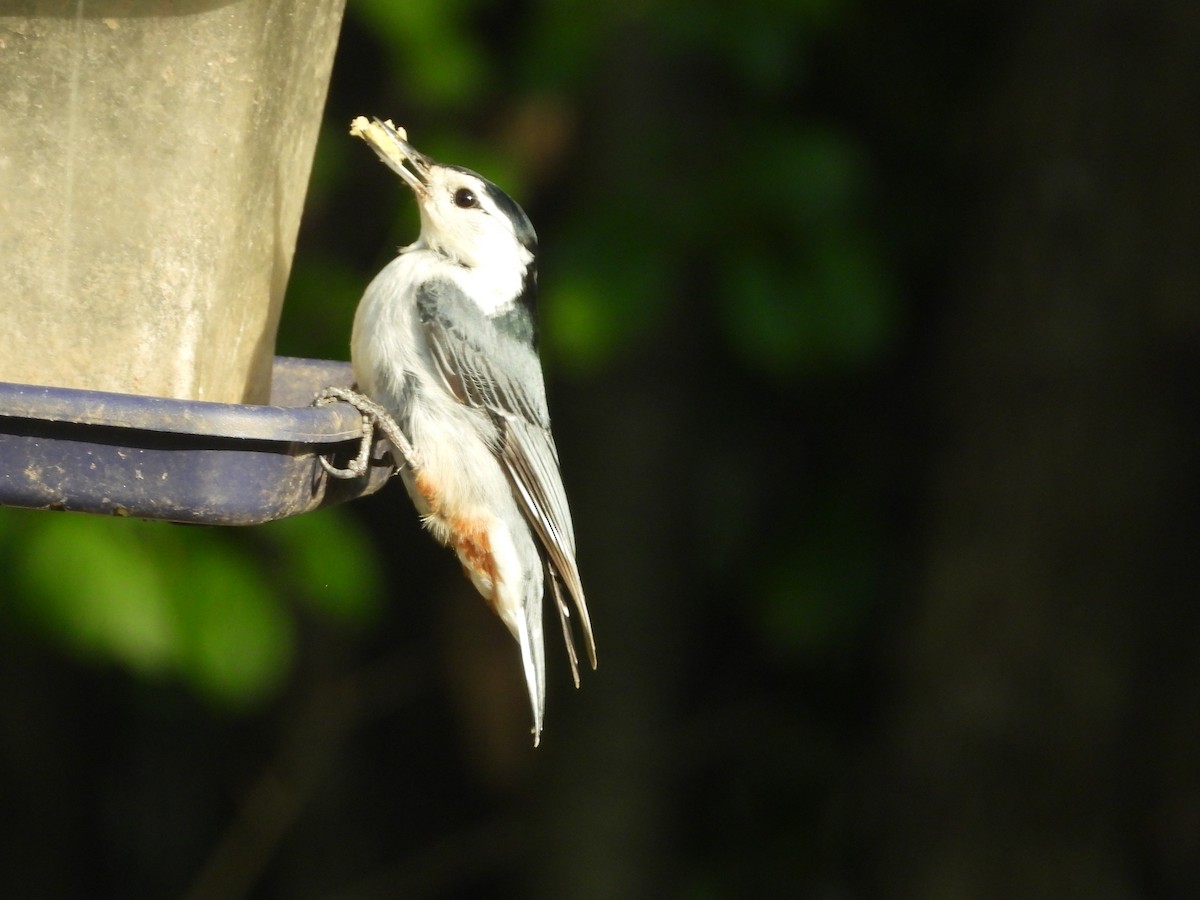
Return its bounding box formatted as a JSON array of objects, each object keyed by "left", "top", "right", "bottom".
[{"left": 370, "top": 118, "right": 432, "bottom": 197}]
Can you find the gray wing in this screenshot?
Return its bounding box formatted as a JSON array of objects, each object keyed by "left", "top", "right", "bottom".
[{"left": 417, "top": 281, "right": 596, "bottom": 676}]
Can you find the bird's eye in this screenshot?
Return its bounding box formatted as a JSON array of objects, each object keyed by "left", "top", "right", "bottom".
[{"left": 453, "top": 187, "right": 479, "bottom": 209}]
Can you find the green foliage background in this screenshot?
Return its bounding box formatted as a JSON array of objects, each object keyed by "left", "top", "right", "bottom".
[
  {"left": 0, "top": 3, "right": 908, "bottom": 895},
  {"left": 9, "top": 1, "right": 1192, "bottom": 897},
  {"left": 3, "top": 0, "right": 897, "bottom": 713}
]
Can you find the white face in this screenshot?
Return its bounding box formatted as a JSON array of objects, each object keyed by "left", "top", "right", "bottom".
[{"left": 415, "top": 166, "right": 535, "bottom": 278}]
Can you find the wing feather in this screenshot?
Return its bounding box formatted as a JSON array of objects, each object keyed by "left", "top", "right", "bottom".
[{"left": 418, "top": 281, "right": 596, "bottom": 670}]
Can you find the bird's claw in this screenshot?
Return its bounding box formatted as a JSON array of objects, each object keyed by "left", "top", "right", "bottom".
[{"left": 312, "top": 387, "right": 418, "bottom": 479}]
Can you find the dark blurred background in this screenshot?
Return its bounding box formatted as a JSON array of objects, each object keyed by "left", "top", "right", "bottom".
[{"left": 3, "top": 1, "right": 1199, "bottom": 897}]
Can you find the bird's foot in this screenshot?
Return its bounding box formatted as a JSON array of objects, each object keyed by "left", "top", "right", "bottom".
[{"left": 312, "top": 387, "right": 419, "bottom": 479}]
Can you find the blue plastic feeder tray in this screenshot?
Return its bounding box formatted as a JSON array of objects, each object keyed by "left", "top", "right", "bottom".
[{"left": 0, "top": 357, "right": 394, "bottom": 525}]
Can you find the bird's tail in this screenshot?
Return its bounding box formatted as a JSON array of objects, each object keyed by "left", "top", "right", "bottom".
[{"left": 512, "top": 581, "right": 547, "bottom": 745}]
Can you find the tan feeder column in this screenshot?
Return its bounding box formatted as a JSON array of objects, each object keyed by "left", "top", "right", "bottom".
[{"left": 0, "top": 0, "right": 347, "bottom": 403}]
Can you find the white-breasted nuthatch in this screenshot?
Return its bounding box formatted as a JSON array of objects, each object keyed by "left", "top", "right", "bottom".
[{"left": 334, "top": 118, "right": 595, "bottom": 745}]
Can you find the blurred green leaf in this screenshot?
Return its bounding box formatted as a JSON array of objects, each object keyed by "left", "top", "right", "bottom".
[
  {"left": 541, "top": 274, "right": 618, "bottom": 373},
  {"left": 276, "top": 256, "right": 363, "bottom": 360},
  {"left": 259, "top": 509, "right": 383, "bottom": 625},
  {"left": 706, "top": 122, "right": 895, "bottom": 378},
  {"left": 657, "top": 0, "right": 845, "bottom": 95},
  {"left": 520, "top": 1, "right": 616, "bottom": 90},
  {"left": 15, "top": 514, "right": 178, "bottom": 675},
  {"left": 718, "top": 234, "right": 894, "bottom": 378},
  {"left": 755, "top": 126, "right": 871, "bottom": 232},
  {"left": 542, "top": 206, "right": 672, "bottom": 372},
  {"left": 356, "top": 0, "right": 487, "bottom": 107},
  {"left": 756, "top": 492, "right": 879, "bottom": 662},
  {"left": 0, "top": 508, "right": 375, "bottom": 709},
  {"left": 171, "top": 541, "right": 294, "bottom": 709}
]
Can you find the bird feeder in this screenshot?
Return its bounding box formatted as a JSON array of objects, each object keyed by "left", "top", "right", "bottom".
[{"left": 0, "top": 0, "right": 390, "bottom": 524}]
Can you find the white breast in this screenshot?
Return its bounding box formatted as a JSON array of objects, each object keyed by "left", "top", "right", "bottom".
[{"left": 350, "top": 251, "right": 510, "bottom": 517}]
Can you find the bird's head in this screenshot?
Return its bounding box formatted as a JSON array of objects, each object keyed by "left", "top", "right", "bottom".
[{"left": 367, "top": 120, "right": 537, "bottom": 284}]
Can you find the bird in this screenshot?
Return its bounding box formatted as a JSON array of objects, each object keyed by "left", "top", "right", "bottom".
[{"left": 338, "top": 118, "right": 595, "bottom": 744}]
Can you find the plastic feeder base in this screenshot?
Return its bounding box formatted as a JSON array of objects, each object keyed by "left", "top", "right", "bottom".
[{"left": 0, "top": 357, "right": 395, "bottom": 525}]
